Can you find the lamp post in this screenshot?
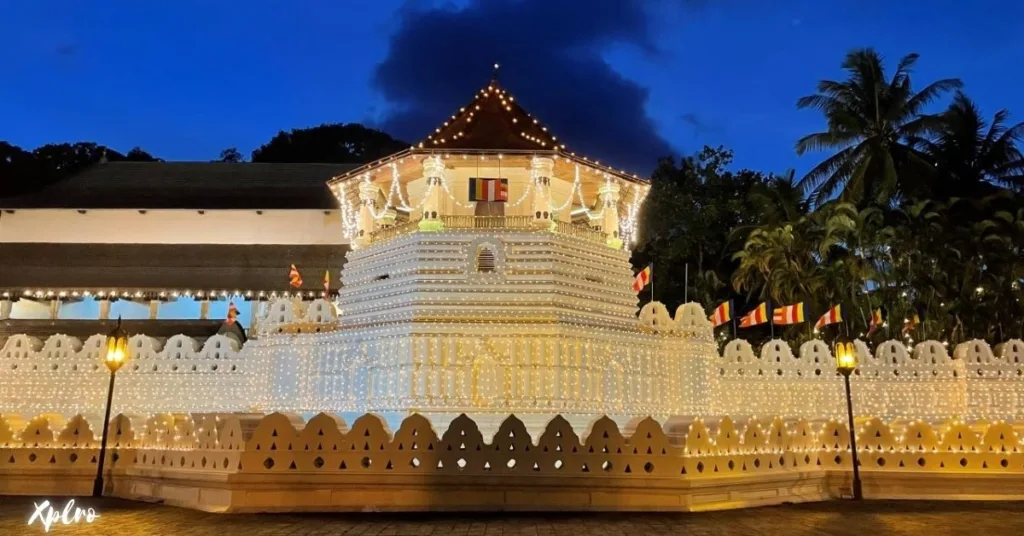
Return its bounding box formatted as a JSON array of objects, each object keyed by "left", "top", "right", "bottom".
[
  {"left": 834, "top": 338, "right": 863, "bottom": 500},
  {"left": 92, "top": 316, "right": 129, "bottom": 497}
]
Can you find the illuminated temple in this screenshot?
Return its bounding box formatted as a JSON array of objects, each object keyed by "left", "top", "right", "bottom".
[{"left": 1, "top": 75, "right": 1022, "bottom": 438}]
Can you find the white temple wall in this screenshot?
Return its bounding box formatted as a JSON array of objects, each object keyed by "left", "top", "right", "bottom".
[
  {"left": 3, "top": 301, "right": 1023, "bottom": 435},
  {"left": 0, "top": 209, "right": 347, "bottom": 245},
  {"left": 0, "top": 333, "right": 252, "bottom": 430}
]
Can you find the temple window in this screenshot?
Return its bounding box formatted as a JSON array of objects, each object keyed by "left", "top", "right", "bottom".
[{"left": 476, "top": 246, "right": 496, "bottom": 273}]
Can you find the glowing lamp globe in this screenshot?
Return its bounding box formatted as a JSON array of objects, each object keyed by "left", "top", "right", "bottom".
[
  {"left": 104, "top": 317, "right": 129, "bottom": 373},
  {"left": 834, "top": 338, "right": 857, "bottom": 375}
]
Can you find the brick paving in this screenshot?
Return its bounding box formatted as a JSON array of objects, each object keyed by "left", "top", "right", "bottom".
[{"left": 2, "top": 496, "right": 1022, "bottom": 535}]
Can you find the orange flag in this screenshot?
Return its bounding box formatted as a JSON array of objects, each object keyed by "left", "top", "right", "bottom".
[{"left": 289, "top": 264, "right": 303, "bottom": 288}]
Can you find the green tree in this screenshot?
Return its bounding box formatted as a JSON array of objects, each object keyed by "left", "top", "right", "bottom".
[
  {"left": 218, "top": 147, "right": 245, "bottom": 163},
  {"left": 252, "top": 123, "right": 408, "bottom": 163},
  {"left": 796, "top": 49, "right": 962, "bottom": 205},
  {"left": 915, "top": 92, "right": 1024, "bottom": 198}
]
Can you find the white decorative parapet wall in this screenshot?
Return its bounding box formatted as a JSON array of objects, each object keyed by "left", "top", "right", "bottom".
[
  {"left": 1, "top": 411, "right": 1024, "bottom": 512},
  {"left": 0, "top": 332, "right": 252, "bottom": 427},
  {"left": 1, "top": 299, "right": 1023, "bottom": 432}
]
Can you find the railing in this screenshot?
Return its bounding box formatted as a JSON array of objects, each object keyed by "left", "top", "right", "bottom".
[
  {"left": 369, "top": 220, "right": 419, "bottom": 243},
  {"left": 441, "top": 215, "right": 535, "bottom": 230},
  {"left": 367, "top": 216, "right": 608, "bottom": 245},
  {"left": 555, "top": 220, "right": 607, "bottom": 244}
]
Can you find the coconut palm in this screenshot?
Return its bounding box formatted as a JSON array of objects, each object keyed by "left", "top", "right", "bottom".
[
  {"left": 915, "top": 92, "right": 1024, "bottom": 198},
  {"left": 795, "top": 49, "right": 962, "bottom": 206}
]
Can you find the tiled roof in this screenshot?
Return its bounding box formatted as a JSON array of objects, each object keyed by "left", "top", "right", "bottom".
[
  {"left": 0, "top": 162, "right": 357, "bottom": 209},
  {"left": 0, "top": 243, "right": 348, "bottom": 293},
  {"left": 418, "top": 78, "right": 565, "bottom": 152}
]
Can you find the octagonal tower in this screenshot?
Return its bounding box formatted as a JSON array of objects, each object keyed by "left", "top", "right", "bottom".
[{"left": 250, "top": 72, "right": 714, "bottom": 435}]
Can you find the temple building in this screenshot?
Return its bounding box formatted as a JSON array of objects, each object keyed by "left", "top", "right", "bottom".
[
  {"left": 0, "top": 162, "right": 352, "bottom": 340},
  {"left": 0, "top": 73, "right": 719, "bottom": 434}
]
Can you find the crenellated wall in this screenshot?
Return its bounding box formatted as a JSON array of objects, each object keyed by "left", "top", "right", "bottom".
[
  {"left": 1, "top": 411, "right": 1023, "bottom": 512},
  {"left": 2, "top": 299, "right": 1023, "bottom": 435},
  {"left": 0, "top": 332, "right": 252, "bottom": 426}
]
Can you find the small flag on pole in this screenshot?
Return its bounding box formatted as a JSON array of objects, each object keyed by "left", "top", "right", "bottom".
[
  {"left": 815, "top": 304, "right": 843, "bottom": 330},
  {"left": 226, "top": 301, "right": 239, "bottom": 326},
  {"left": 632, "top": 264, "right": 652, "bottom": 293},
  {"left": 902, "top": 312, "right": 921, "bottom": 335},
  {"left": 289, "top": 264, "right": 303, "bottom": 288},
  {"left": 866, "top": 307, "right": 885, "bottom": 337},
  {"left": 772, "top": 303, "right": 805, "bottom": 325},
  {"left": 709, "top": 301, "right": 732, "bottom": 328},
  {"left": 323, "top": 270, "right": 330, "bottom": 298},
  {"left": 739, "top": 303, "right": 769, "bottom": 328}
]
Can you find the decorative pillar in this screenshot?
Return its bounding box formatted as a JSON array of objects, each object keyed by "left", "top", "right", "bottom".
[
  {"left": 199, "top": 300, "right": 210, "bottom": 320},
  {"left": 419, "top": 156, "right": 446, "bottom": 231},
  {"left": 355, "top": 181, "right": 379, "bottom": 248},
  {"left": 49, "top": 299, "right": 60, "bottom": 320},
  {"left": 598, "top": 181, "right": 622, "bottom": 249},
  {"left": 98, "top": 299, "right": 111, "bottom": 320},
  {"left": 531, "top": 157, "right": 554, "bottom": 229},
  {"left": 0, "top": 299, "right": 12, "bottom": 320},
  {"left": 148, "top": 300, "right": 160, "bottom": 320}
]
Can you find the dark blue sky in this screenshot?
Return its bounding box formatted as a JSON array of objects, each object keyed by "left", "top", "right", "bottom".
[{"left": 3, "top": 0, "right": 1022, "bottom": 175}]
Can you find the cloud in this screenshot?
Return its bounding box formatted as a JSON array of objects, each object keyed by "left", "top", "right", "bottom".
[{"left": 371, "top": 0, "right": 683, "bottom": 174}]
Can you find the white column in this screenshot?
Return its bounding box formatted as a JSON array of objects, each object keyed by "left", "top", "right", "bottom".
[
  {"left": 148, "top": 300, "right": 160, "bottom": 320},
  {"left": 599, "top": 181, "right": 622, "bottom": 248},
  {"left": 199, "top": 300, "right": 210, "bottom": 320},
  {"left": 98, "top": 299, "right": 111, "bottom": 320},
  {"left": 419, "top": 156, "right": 446, "bottom": 231},
  {"left": 355, "top": 181, "right": 379, "bottom": 248},
  {"left": 531, "top": 157, "right": 554, "bottom": 228},
  {"left": 0, "top": 300, "right": 12, "bottom": 320}
]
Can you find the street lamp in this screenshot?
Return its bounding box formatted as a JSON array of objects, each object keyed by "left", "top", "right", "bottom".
[
  {"left": 92, "top": 316, "right": 129, "bottom": 497},
  {"left": 834, "top": 337, "right": 863, "bottom": 500}
]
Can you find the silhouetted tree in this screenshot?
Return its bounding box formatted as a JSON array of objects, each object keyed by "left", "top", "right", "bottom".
[{"left": 251, "top": 123, "right": 408, "bottom": 164}]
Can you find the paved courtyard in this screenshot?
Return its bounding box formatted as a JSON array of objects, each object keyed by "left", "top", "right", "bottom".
[{"left": 3, "top": 496, "right": 1023, "bottom": 535}]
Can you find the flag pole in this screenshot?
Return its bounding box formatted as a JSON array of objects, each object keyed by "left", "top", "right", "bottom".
[
  {"left": 651, "top": 263, "right": 655, "bottom": 304},
  {"left": 769, "top": 300, "right": 775, "bottom": 340},
  {"left": 731, "top": 308, "right": 737, "bottom": 340},
  {"left": 684, "top": 263, "right": 688, "bottom": 303}
]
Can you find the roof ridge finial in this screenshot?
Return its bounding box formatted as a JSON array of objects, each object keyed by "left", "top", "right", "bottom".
[{"left": 491, "top": 62, "right": 500, "bottom": 84}]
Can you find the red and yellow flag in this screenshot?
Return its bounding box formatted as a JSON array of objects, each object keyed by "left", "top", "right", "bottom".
[
  {"left": 866, "top": 307, "right": 885, "bottom": 337},
  {"left": 632, "top": 265, "right": 652, "bottom": 293},
  {"left": 739, "top": 303, "right": 769, "bottom": 328},
  {"left": 772, "top": 303, "right": 805, "bottom": 325},
  {"left": 289, "top": 264, "right": 303, "bottom": 288},
  {"left": 814, "top": 304, "right": 843, "bottom": 330},
  {"left": 226, "top": 301, "right": 239, "bottom": 326},
  {"left": 902, "top": 313, "right": 920, "bottom": 335},
  {"left": 323, "top": 270, "right": 331, "bottom": 298},
  {"left": 709, "top": 301, "right": 732, "bottom": 328}
]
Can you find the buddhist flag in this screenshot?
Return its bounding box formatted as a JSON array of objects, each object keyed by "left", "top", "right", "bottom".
[
  {"left": 815, "top": 304, "right": 843, "bottom": 330},
  {"left": 866, "top": 307, "right": 885, "bottom": 337},
  {"left": 632, "top": 264, "right": 652, "bottom": 293},
  {"left": 468, "top": 178, "right": 509, "bottom": 202},
  {"left": 739, "top": 302, "right": 769, "bottom": 328},
  {"left": 709, "top": 301, "right": 732, "bottom": 328},
  {"left": 772, "top": 303, "right": 805, "bottom": 325},
  {"left": 323, "top": 270, "right": 330, "bottom": 298},
  {"left": 289, "top": 264, "right": 303, "bottom": 288},
  {"left": 902, "top": 312, "right": 921, "bottom": 335},
  {"left": 226, "top": 302, "right": 239, "bottom": 326}
]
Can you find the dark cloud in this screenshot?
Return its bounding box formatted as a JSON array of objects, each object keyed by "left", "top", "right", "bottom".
[{"left": 372, "top": 0, "right": 681, "bottom": 175}]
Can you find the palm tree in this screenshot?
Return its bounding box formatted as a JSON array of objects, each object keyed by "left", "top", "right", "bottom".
[
  {"left": 795, "top": 49, "right": 962, "bottom": 206},
  {"left": 915, "top": 92, "right": 1024, "bottom": 198}
]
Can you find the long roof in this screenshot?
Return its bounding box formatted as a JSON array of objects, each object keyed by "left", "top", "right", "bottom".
[{"left": 0, "top": 162, "right": 357, "bottom": 209}]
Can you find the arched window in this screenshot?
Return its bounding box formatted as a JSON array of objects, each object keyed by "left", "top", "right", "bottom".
[{"left": 475, "top": 246, "right": 496, "bottom": 273}]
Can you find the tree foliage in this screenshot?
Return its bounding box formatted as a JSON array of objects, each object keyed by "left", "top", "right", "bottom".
[{"left": 251, "top": 123, "right": 408, "bottom": 163}]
